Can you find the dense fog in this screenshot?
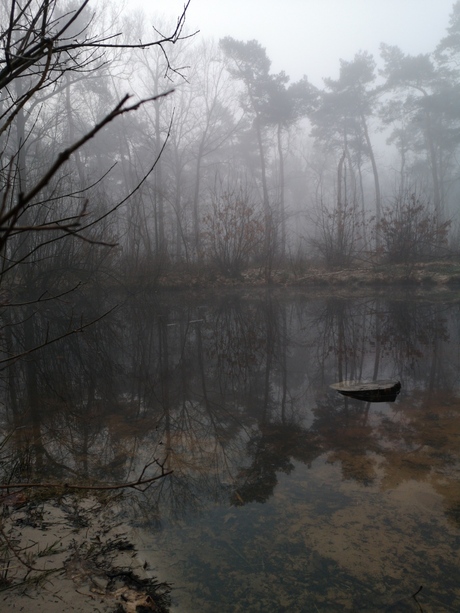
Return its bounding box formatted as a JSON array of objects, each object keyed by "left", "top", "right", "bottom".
[{"left": 2, "top": 1, "right": 460, "bottom": 287}]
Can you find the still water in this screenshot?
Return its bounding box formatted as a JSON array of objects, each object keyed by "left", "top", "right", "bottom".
[{"left": 2, "top": 289, "right": 460, "bottom": 611}]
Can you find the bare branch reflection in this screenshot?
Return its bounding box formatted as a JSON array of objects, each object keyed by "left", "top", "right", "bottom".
[{"left": 1, "top": 290, "right": 460, "bottom": 527}]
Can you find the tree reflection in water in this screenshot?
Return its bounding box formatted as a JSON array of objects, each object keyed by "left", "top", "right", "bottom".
[{"left": 1, "top": 289, "right": 460, "bottom": 610}]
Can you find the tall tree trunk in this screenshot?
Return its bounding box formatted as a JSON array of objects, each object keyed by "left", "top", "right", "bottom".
[
  {"left": 192, "top": 139, "right": 205, "bottom": 260},
  {"left": 254, "top": 116, "right": 273, "bottom": 280},
  {"left": 65, "top": 73, "right": 85, "bottom": 187},
  {"left": 424, "top": 110, "right": 442, "bottom": 228},
  {"left": 154, "top": 100, "right": 166, "bottom": 257},
  {"left": 361, "top": 115, "right": 381, "bottom": 248},
  {"left": 277, "top": 124, "right": 286, "bottom": 259},
  {"left": 337, "top": 150, "right": 347, "bottom": 266},
  {"left": 254, "top": 117, "right": 270, "bottom": 217}
]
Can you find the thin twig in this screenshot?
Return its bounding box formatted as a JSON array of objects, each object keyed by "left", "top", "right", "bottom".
[
  {"left": 0, "top": 306, "right": 118, "bottom": 367},
  {"left": 0, "top": 470, "right": 173, "bottom": 491},
  {"left": 1, "top": 90, "right": 174, "bottom": 232}
]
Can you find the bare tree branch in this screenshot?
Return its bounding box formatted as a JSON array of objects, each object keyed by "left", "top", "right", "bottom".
[
  {"left": 0, "top": 463, "right": 173, "bottom": 491},
  {"left": 0, "top": 305, "right": 118, "bottom": 368},
  {"left": 0, "top": 89, "right": 174, "bottom": 247}
]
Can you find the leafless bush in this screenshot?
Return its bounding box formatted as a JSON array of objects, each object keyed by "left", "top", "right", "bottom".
[
  {"left": 376, "top": 190, "right": 451, "bottom": 264},
  {"left": 202, "top": 187, "right": 265, "bottom": 277},
  {"left": 309, "top": 199, "right": 363, "bottom": 269}
]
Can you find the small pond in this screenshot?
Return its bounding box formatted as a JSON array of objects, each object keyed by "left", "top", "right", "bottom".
[{"left": 1, "top": 289, "right": 460, "bottom": 611}]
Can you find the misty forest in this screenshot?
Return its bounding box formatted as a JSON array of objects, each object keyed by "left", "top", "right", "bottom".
[
  {"left": 3, "top": 1, "right": 460, "bottom": 286},
  {"left": 1, "top": 1, "right": 460, "bottom": 612},
  {"left": 1, "top": 2, "right": 460, "bottom": 287}
]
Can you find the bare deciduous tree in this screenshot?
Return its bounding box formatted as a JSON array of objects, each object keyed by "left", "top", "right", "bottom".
[{"left": 0, "top": 0, "right": 191, "bottom": 260}]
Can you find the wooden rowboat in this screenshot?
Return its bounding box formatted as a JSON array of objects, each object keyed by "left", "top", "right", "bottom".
[{"left": 330, "top": 380, "right": 401, "bottom": 402}]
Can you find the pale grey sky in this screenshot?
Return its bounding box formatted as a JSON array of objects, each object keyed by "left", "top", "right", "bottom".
[{"left": 129, "top": 0, "right": 456, "bottom": 85}]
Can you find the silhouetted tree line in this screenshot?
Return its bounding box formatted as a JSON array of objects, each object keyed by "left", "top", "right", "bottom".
[{"left": 73, "top": 0, "right": 460, "bottom": 278}]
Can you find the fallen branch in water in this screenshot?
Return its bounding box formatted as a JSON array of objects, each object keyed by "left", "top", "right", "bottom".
[{"left": 0, "top": 460, "right": 172, "bottom": 493}]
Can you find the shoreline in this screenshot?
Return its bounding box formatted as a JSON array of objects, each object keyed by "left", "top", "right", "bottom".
[{"left": 152, "top": 262, "right": 460, "bottom": 292}]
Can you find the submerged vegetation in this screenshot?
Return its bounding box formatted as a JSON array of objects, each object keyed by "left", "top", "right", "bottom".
[{"left": 0, "top": 491, "right": 172, "bottom": 611}]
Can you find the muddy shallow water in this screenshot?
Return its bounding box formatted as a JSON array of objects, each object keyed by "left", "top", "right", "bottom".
[
  {"left": 136, "top": 398, "right": 460, "bottom": 612},
  {"left": 127, "top": 291, "right": 460, "bottom": 612},
  {"left": 1, "top": 289, "right": 460, "bottom": 611}
]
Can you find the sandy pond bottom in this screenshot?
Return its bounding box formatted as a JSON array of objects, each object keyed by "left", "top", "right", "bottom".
[
  {"left": 135, "top": 457, "right": 460, "bottom": 613},
  {"left": 0, "top": 496, "right": 170, "bottom": 613},
  {"left": 1, "top": 460, "right": 459, "bottom": 612}
]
